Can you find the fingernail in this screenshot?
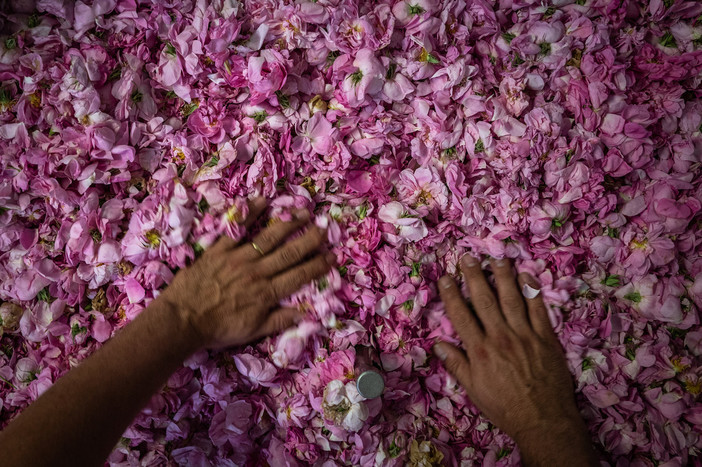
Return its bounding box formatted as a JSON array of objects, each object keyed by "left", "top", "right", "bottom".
[
  {"left": 439, "top": 276, "right": 453, "bottom": 289},
  {"left": 522, "top": 284, "right": 541, "bottom": 299},
  {"left": 293, "top": 209, "right": 310, "bottom": 221},
  {"left": 461, "top": 254, "right": 478, "bottom": 267},
  {"left": 494, "top": 257, "right": 509, "bottom": 267},
  {"left": 433, "top": 344, "right": 448, "bottom": 361}
]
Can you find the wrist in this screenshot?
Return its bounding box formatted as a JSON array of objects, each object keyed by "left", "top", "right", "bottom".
[
  {"left": 148, "top": 296, "right": 207, "bottom": 354},
  {"left": 514, "top": 415, "right": 597, "bottom": 467}
]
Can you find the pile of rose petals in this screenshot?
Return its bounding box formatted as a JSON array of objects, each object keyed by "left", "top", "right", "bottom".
[{"left": 1, "top": 0, "right": 701, "bottom": 465}]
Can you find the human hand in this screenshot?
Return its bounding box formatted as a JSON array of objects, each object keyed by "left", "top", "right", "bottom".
[
  {"left": 434, "top": 256, "right": 597, "bottom": 466},
  {"left": 158, "top": 198, "right": 334, "bottom": 349}
]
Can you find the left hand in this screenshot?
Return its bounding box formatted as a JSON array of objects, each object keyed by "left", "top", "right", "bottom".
[{"left": 159, "top": 198, "right": 334, "bottom": 349}]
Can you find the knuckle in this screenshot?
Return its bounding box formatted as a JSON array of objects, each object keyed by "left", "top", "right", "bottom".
[
  {"left": 279, "top": 247, "right": 298, "bottom": 265},
  {"left": 445, "top": 356, "right": 462, "bottom": 375},
  {"left": 501, "top": 295, "right": 524, "bottom": 313},
  {"left": 452, "top": 313, "right": 474, "bottom": 333},
  {"left": 471, "top": 292, "right": 497, "bottom": 312}
]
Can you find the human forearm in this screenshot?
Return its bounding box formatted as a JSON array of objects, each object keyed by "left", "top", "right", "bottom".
[
  {"left": 515, "top": 417, "right": 598, "bottom": 467},
  {"left": 0, "top": 297, "right": 201, "bottom": 467}
]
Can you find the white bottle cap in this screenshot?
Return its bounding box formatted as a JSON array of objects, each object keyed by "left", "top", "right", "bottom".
[{"left": 356, "top": 370, "right": 384, "bottom": 399}]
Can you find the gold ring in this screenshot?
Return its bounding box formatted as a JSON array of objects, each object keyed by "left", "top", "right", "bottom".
[{"left": 251, "top": 241, "right": 265, "bottom": 256}]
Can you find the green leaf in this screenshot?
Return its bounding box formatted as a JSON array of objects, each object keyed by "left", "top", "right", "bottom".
[
  {"left": 317, "top": 277, "right": 329, "bottom": 291},
  {"left": 130, "top": 89, "right": 143, "bottom": 103},
  {"left": 497, "top": 447, "right": 512, "bottom": 460},
  {"left": 606, "top": 227, "right": 619, "bottom": 238},
  {"left": 513, "top": 55, "right": 525, "bottom": 66},
  {"left": 565, "top": 149, "right": 575, "bottom": 163},
  {"left": 203, "top": 155, "right": 219, "bottom": 168},
  {"left": 197, "top": 198, "right": 209, "bottom": 213},
  {"left": 90, "top": 229, "right": 102, "bottom": 243},
  {"left": 402, "top": 300, "right": 414, "bottom": 311},
  {"left": 181, "top": 100, "right": 199, "bottom": 117},
  {"left": 474, "top": 139, "right": 484, "bottom": 153},
  {"left": 623, "top": 291, "right": 642, "bottom": 303},
  {"left": 408, "top": 4, "right": 425, "bottom": 15},
  {"left": 37, "top": 287, "right": 51, "bottom": 302},
  {"left": 339, "top": 266, "right": 348, "bottom": 276},
  {"left": 193, "top": 243, "right": 205, "bottom": 258},
  {"left": 501, "top": 32, "right": 516, "bottom": 43},
  {"left": 386, "top": 63, "right": 397, "bottom": 80},
  {"left": 358, "top": 204, "right": 368, "bottom": 220},
  {"left": 177, "top": 164, "right": 186, "bottom": 178},
  {"left": 107, "top": 66, "right": 122, "bottom": 82},
  {"left": 543, "top": 6, "right": 557, "bottom": 18},
  {"left": 164, "top": 41, "right": 177, "bottom": 56},
  {"left": 275, "top": 90, "right": 289, "bottom": 109},
  {"left": 539, "top": 42, "right": 551, "bottom": 55},
  {"left": 426, "top": 53, "right": 441, "bottom": 64},
  {"left": 660, "top": 32, "right": 677, "bottom": 48},
  {"left": 409, "top": 262, "right": 422, "bottom": 278},
  {"left": 667, "top": 327, "right": 688, "bottom": 339},
  {"left": 28, "top": 14, "right": 40, "bottom": 28},
  {"left": 551, "top": 218, "right": 564, "bottom": 229},
  {"left": 581, "top": 358, "right": 594, "bottom": 371},
  {"left": 369, "top": 154, "right": 380, "bottom": 165},
  {"left": 575, "top": 0, "right": 586, "bottom": 5},
  {"left": 326, "top": 50, "right": 340, "bottom": 67},
  {"left": 388, "top": 439, "right": 401, "bottom": 457},
  {"left": 251, "top": 110, "right": 267, "bottom": 123},
  {"left": 602, "top": 275, "right": 620, "bottom": 287},
  {"left": 349, "top": 70, "right": 364, "bottom": 85},
  {"left": 625, "top": 348, "right": 636, "bottom": 361},
  {"left": 71, "top": 323, "right": 87, "bottom": 338},
  {"left": 4, "top": 37, "right": 17, "bottom": 50},
  {"left": 663, "top": 0, "right": 673, "bottom": 6}
]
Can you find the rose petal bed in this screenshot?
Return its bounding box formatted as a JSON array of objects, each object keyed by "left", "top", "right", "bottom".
[{"left": 0, "top": 0, "right": 701, "bottom": 465}]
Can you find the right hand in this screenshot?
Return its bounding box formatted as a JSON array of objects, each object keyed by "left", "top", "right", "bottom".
[
  {"left": 158, "top": 199, "right": 334, "bottom": 349},
  {"left": 434, "top": 255, "right": 597, "bottom": 466}
]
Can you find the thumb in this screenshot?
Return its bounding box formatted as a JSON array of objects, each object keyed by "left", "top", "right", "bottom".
[
  {"left": 434, "top": 342, "right": 473, "bottom": 390},
  {"left": 254, "top": 307, "right": 304, "bottom": 339}
]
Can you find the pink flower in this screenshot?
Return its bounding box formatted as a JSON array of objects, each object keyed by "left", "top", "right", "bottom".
[
  {"left": 396, "top": 167, "right": 448, "bottom": 215},
  {"left": 208, "top": 400, "right": 253, "bottom": 446},
  {"left": 232, "top": 353, "right": 278, "bottom": 387},
  {"left": 377, "top": 202, "right": 428, "bottom": 243},
  {"left": 341, "top": 49, "right": 384, "bottom": 106},
  {"left": 499, "top": 77, "right": 530, "bottom": 117},
  {"left": 322, "top": 379, "right": 369, "bottom": 432},
  {"left": 247, "top": 50, "right": 288, "bottom": 104}
]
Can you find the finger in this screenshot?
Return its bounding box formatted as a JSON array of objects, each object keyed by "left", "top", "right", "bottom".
[
  {"left": 238, "top": 209, "right": 311, "bottom": 262},
  {"left": 256, "top": 226, "right": 326, "bottom": 277},
  {"left": 434, "top": 342, "right": 473, "bottom": 391},
  {"left": 209, "top": 197, "right": 268, "bottom": 254},
  {"left": 490, "top": 259, "right": 530, "bottom": 336},
  {"left": 438, "top": 275, "right": 483, "bottom": 345},
  {"left": 517, "top": 273, "right": 555, "bottom": 340},
  {"left": 460, "top": 255, "right": 505, "bottom": 334},
  {"left": 251, "top": 307, "right": 304, "bottom": 340},
  {"left": 266, "top": 252, "right": 335, "bottom": 305},
  {"left": 242, "top": 196, "right": 267, "bottom": 229}
]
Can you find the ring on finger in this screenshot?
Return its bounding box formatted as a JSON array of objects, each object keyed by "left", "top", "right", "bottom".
[{"left": 251, "top": 241, "right": 266, "bottom": 257}]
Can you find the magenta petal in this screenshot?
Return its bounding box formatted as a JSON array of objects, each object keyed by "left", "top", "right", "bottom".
[{"left": 124, "top": 278, "right": 146, "bottom": 304}]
